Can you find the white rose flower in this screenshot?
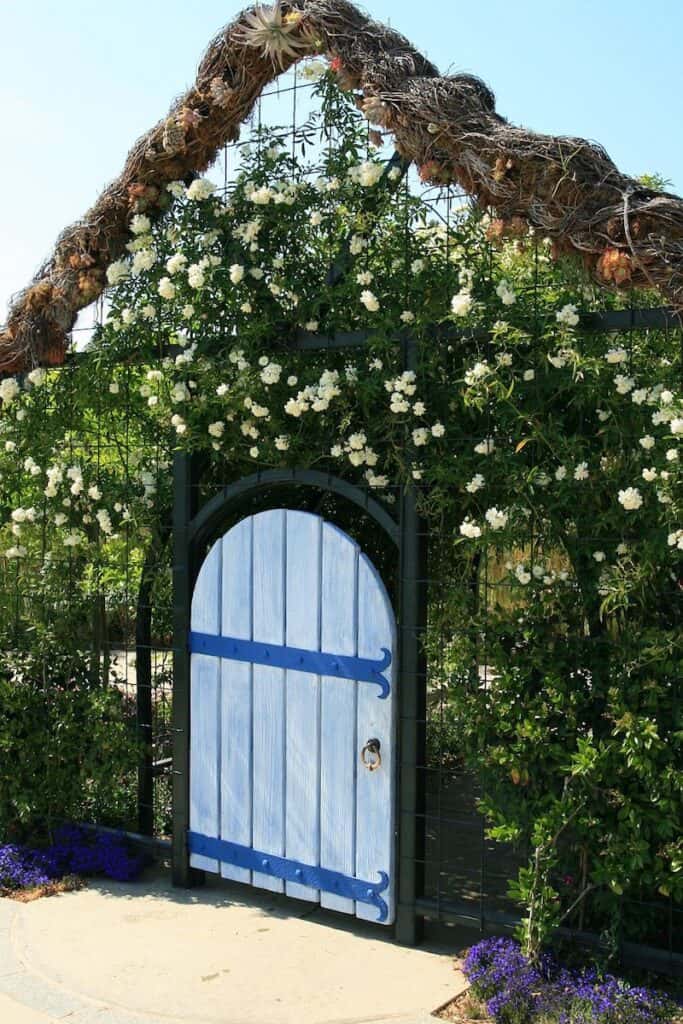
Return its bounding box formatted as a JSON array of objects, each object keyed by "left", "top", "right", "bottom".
[
  {"left": 130, "top": 213, "right": 151, "bottom": 235},
  {"left": 451, "top": 290, "right": 472, "bottom": 316},
  {"left": 187, "top": 264, "right": 205, "bottom": 289},
  {"left": 465, "top": 474, "right": 485, "bottom": 493},
  {"left": 556, "top": 303, "right": 579, "bottom": 327},
  {"left": 248, "top": 186, "right": 274, "bottom": 205},
  {"left": 158, "top": 277, "right": 176, "bottom": 300},
  {"left": 27, "top": 368, "right": 47, "bottom": 387},
  {"left": 360, "top": 290, "right": 379, "bottom": 312},
  {"left": 132, "top": 248, "right": 156, "bottom": 275},
  {"left": 496, "top": 280, "right": 516, "bottom": 305},
  {"left": 412, "top": 427, "right": 430, "bottom": 446},
  {"left": 474, "top": 437, "right": 495, "bottom": 456},
  {"left": 574, "top": 462, "right": 589, "bottom": 481},
  {"left": 274, "top": 435, "right": 290, "bottom": 451},
  {"left": 166, "top": 253, "right": 188, "bottom": 275},
  {"left": 4, "top": 546, "right": 27, "bottom": 559},
  {"left": 605, "top": 348, "right": 628, "bottom": 364},
  {"left": 0, "top": 378, "right": 20, "bottom": 404},
  {"left": 459, "top": 519, "right": 482, "bottom": 539},
  {"left": 106, "top": 260, "right": 129, "bottom": 286},
  {"left": 208, "top": 421, "right": 225, "bottom": 438},
  {"left": 260, "top": 362, "right": 282, "bottom": 385},
  {"left": 347, "top": 432, "right": 367, "bottom": 451},
  {"left": 618, "top": 487, "right": 643, "bottom": 511},
  {"left": 229, "top": 264, "right": 245, "bottom": 284},
  {"left": 431, "top": 422, "right": 445, "bottom": 437},
  {"left": 639, "top": 435, "right": 656, "bottom": 450},
  {"left": 614, "top": 374, "right": 635, "bottom": 395},
  {"left": 670, "top": 417, "right": 683, "bottom": 435},
  {"left": 186, "top": 178, "right": 216, "bottom": 201},
  {"left": 96, "top": 508, "right": 113, "bottom": 535},
  {"left": 642, "top": 468, "right": 657, "bottom": 482},
  {"left": 485, "top": 507, "right": 508, "bottom": 530}
]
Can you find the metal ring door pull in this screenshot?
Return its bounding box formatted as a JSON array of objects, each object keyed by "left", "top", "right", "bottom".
[{"left": 361, "top": 738, "right": 382, "bottom": 772}]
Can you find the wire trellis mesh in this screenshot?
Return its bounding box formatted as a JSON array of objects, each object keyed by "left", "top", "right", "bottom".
[{"left": 0, "top": 66, "right": 680, "bottom": 971}]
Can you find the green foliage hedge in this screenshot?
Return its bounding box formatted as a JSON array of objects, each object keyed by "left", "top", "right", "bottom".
[{"left": 0, "top": 647, "right": 139, "bottom": 838}]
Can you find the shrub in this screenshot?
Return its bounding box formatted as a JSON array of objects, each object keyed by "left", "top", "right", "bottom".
[{"left": 0, "top": 647, "right": 139, "bottom": 837}]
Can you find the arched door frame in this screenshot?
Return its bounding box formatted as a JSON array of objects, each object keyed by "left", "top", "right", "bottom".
[{"left": 171, "top": 453, "right": 427, "bottom": 944}]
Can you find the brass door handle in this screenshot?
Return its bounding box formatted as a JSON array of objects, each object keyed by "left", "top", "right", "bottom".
[{"left": 360, "top": 737, "right": 381, "bottom": 772}]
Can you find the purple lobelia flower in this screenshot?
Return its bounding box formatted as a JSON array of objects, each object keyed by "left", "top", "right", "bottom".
[
  {"left": 1, "top": 824, "right": 145, "bottom": 891},
  {"left": 463, "top": 938, "right": 678, "bottom": 1024}
]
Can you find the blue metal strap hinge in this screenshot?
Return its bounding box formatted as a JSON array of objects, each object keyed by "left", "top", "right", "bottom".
[
  {"left": 188, "top": 631, "right": 391, "bottom": 698},
  {"left": 188, "top": 831, "right": 389, "bottom": 922}
]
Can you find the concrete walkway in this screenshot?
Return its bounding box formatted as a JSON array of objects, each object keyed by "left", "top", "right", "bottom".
[{"left": 0, "top": 868, "right": 465, "bottom": 1024}]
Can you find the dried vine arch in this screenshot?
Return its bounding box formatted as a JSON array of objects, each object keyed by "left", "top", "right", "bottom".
[{"left": 2, "top": 0, "right": 682, "bottom": 373}]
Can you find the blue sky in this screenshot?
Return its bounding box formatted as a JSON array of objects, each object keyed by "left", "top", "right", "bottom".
[{"left": 2, "top": 0, "right": 682, "bottom": 321}]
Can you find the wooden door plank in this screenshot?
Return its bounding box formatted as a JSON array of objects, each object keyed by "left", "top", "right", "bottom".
[
  {"left": 189, "top": 539, "right": 222, "bottom": 874},
  {"left": 284, "top": 510, "right": 322, "bottom": 902},
  {"left": 220, "top": 516, "right": 253, "bottom": 884},
  {"left": 319, "top": 523, "right": 358, "bottom": 915},
  {"left": 251, "top": 509, "right": 286, "bottom": 892},
  {"left": 355, "top": 553, "right": 397, "bottom": 924}
]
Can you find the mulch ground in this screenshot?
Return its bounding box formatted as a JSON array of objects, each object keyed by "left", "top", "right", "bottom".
[
  {"left": 0, "top": 875, "right": 85, "bottom": 902},
  {"left": 434, "top": 988, "right": 492, "bottom": 1022}
]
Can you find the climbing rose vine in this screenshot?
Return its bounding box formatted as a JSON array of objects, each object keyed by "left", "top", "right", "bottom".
[{"left": 0, "top": 73, "right": 680, "bottom": 955}]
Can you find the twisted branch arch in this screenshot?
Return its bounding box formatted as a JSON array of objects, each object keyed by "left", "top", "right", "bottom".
[{"left": 2, "top": 0, "right": 681, "bottom": 373}]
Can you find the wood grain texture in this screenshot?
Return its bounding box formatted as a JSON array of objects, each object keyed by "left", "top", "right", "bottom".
[
  {"left": 319, "top": 522, "right": 358, "bottom": 914},
  {"left": 190, "top": 539, "right": 222, "bottom": 874},
  {"left": 284, "top": 511, "right": 322, "bottom": 902},
  {"left": 220, "top": 516, "right": 253, "bottom": 884},
  {"left": 189, "top": 507, "right": 396, "bottom": 924},
  {"left": 251, "top": 510, "right": 287, "bottom": 893},
  {"left": 356, "top": 552, "right": 397, "bottom": 923}
]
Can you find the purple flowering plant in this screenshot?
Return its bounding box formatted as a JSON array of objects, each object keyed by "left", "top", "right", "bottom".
[
  {"left": 463, "top": 938, "right": 678, "bottom": 1024},
  {"left": 0, "top": 824, "right": 145, "bottom": 892}
]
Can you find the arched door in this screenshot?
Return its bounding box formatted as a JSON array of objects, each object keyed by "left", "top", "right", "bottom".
[{"left": 188, "top": 508, "right": 396, "bottom": 924}]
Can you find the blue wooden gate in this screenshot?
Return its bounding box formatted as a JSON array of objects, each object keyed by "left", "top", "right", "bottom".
[{"left": 188, "top": 508, "right": 397, "bottom": 924}]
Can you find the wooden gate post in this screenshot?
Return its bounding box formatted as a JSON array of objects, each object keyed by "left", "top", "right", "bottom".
[{"left": 172, "top": 449, "right": 204, "bottom": 887}]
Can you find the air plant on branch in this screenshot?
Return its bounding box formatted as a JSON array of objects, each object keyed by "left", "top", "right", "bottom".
[{"left": 233, "top": 3, "right": 315, "bottom": 67}]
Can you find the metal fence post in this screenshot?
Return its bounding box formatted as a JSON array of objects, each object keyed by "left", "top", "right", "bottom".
[
  {"left": 395, "top": 335, "right": 429, "bottom": 944},
  {"left": 171, "top": 449, "right": 203, "bottom": 887}
]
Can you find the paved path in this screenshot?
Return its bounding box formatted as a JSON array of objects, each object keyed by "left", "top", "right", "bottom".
[{"left": 0, "top": 868, "right": 465, "bottom": 1024}]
